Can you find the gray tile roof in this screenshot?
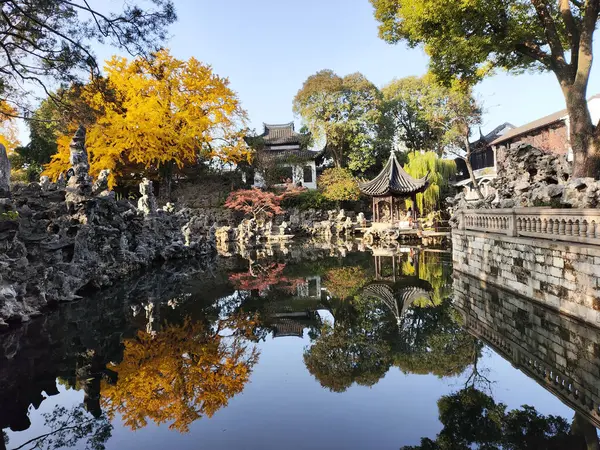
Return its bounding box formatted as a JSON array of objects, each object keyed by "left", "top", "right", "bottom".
[
  {"left": 358, "top": 151, "right": 429, "bottom": 197},
  {"left": 261, "top": 122, "right": 302, "bottom": 146},
  {"left": 490, "top": 94, "right": 600, "bottom": 146}
]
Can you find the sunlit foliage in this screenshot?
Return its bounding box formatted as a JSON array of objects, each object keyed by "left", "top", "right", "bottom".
[
  {"left": 293, "top": 69, "right": 382, "bottom": 172},
  {"left": 318, "top": 167, "right": 361, "bottom": 203},
  {"left": 403, "top": 152, "right": 455, "bottom": 215},
  {"left": 44, "top": 49, "right": 250, "bottom": 188},
  {"left": 101, "top": 315, "right": 260, "bottom": 432},
  {"left": 323, "top": 266, "right": 369, "bottom": 300}
]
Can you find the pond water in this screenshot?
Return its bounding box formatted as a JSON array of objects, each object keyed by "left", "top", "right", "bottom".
[{"left": 1, "top": 243, "right": 598, "bottom": 449}]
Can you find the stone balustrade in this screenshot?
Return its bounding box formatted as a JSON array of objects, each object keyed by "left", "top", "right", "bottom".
[
  {"left": 458, "top": 208, "right": 600, "bottom": 246},
  {"left": 454, "top": 273, "right": 600, "bottom": 429}
]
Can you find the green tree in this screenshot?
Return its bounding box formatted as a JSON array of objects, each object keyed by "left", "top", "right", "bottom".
[
  {"left": 382, "top": 75, "right": 484, "bottom": 199},
  {"left": 0, "top": 1, "right": 176, "bottom": 116},
  {"left": 318, "top": 167, "right": 361, "bottom": 203},
  {"left": 393, "top": 299, "right": 481, "bottom": 377},
  {"left": 303, "top": 295, "right": 397, "bottom": 392},
  {"left": 381, "top": 76, "right": 447, "bottom": 154},
  {"left": 403, "top": 151, "right": 456, "bottom": 215},
  {"left": 371, "top": 0, "right": 600, "bottom": 178},
  {"left": 293, "top": 69, "right": 382, "bottom": 172},
  {"left": 401, "top": 388, "right": 584, "bottom": 450}
]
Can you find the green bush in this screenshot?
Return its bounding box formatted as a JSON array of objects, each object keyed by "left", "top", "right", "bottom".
[
  {"left": 0, "top": 211, "right": 19, "bottom": 221},
  {"left": 282, "top": 189, "right": 335, "bottom": 211}
]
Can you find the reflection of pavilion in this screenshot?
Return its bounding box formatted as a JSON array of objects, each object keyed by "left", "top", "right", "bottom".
[
  {"left": 362, "top": 278, "right": 433, "bottom": 326},
  {"left": 372, "top": 247, "right": 420, "bottom": 282}
]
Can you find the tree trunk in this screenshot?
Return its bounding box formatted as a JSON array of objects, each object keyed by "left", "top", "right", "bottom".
[
  {"left": 159, "top": 161, "right": 174, "bottom": 202},
  {"left": 562, "top": 85, "right": 600, "bottom": 178},
  {"left": 463, "top": 137, "right": 484, "bottom": 200},
  {"left": 571, "top": 411, "right": 600, "bottom": 450}
]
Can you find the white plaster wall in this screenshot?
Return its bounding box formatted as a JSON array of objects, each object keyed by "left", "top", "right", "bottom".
[{"left": 253, "top": 161, "right": 317, "bottom": 190}]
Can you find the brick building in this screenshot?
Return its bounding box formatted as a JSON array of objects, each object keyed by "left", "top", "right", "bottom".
[{"left": 490, "top": 94, "right": 600, "bottom": 162}]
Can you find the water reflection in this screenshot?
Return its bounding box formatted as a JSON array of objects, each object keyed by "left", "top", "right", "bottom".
[
  {"left": 401, "top": 387, "right": 591, "bottom": 449},
  {"left": 1, "top": 242, "right": 599, "bottom": 449}
]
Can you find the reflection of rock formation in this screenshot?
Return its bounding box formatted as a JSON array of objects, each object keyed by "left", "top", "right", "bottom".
[
  {"left": 0, "top": 258, "right": 218, "bottom": 435},
  {"left": 454, "top": 272, "right": 600, "bottom": 432}
]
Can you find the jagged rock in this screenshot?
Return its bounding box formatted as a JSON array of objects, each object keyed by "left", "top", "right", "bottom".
[
  {"left": 514, "top": 181, "right": 530, "bottom": 192},
  {"left": 92, "top": 169, "right": 112, "bottom": 197},
  {"left": 65, "top": 127, "right": 93, "bottom": 209},
  {"left": 546, "top": 184, "right": 564, "bottom": 198},
  {"left": 0, "top": 144, "right": 10, "bottom": 198},
  {"left": 0, "top": 161, "right": 215, "bottom": 327},
  {"left": 498, "top": 199, "right": 515, "bottom": 209},
  {"left": 39, "top": 176, "right": 50, "bottom": 191},
  {"left": 137, "top": 178, "right": 157, "bottom": 216}
]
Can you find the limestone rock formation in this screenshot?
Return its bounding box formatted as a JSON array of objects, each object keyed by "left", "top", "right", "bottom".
[
  {"left": 137, "top": 178, "right": 157, "bottom": 216},
  {"left": 0, "top": 130, "right": 215, "bottom": 329},
  {"left": 452, "top": 143, "right": 600, "bottom": 211},
  {"left": 65, "top": 126, "right": 93, "bottom": 209},
  {"left": 0, "top": 144, "right": 10, "bottom": 198}
]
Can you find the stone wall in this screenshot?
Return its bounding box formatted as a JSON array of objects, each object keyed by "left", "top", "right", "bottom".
[
  {"left": 452, "top": 229, "right": 600, "bottom": 325},
  {"left": 454, "top": 272, "right": 600, "bottom": 428}
]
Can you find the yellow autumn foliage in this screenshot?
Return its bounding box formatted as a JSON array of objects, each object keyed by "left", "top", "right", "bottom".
[
  {"left": 0, "top": 101, "right": 20, "bottom": 154},
  {"left": 101, "top": 315, "right": 260, "bottom": 432},
  {"left": 44, "top": 49, "right": 251, "bottom": 187}
]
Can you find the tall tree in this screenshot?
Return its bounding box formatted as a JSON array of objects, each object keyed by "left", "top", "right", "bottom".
[
  {"left": 401, "top": 387, "right": 586, "bottom": 450},
  {"left": 0, "top": 0, "right": 176, "bottom": 117},
  {"left": 44, "top": 50, "right": 251, "bottom": 197},
  {"left": 371, "top": 0, "right": 600, "bottom": 178},
  {"left": 12, "top": 83, "right": 104, "bottom": 178},
  {"left": 293, "top": 69, "right": 382, "bottom": 172},
  {"left": 381, "top": 76, "right": 446, "bottom": 154}
]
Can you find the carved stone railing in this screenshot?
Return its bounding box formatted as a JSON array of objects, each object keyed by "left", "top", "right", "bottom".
[{"left": 457, "top": 207, "right": 600, "bottom": 245}]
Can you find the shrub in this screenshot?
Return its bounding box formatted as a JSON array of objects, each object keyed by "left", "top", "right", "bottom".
[
  {"left": 282, "top": 190, "right": 335, "bottom": 211},
  {"left": 318, "top": 168, "right": 360, "bottom": 203}
]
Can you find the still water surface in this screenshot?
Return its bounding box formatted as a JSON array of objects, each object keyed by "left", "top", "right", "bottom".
[{"left": 1, "top": 244, "right": 597, "bottom": 449}]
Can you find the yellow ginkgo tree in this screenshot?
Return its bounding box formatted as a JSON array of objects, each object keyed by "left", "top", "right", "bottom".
[
  {"left": 0, "top": 101, "right": 20, "bottom": 154},
  {"left": 45, "top": 49, "right": 252, "bottom": 196}
]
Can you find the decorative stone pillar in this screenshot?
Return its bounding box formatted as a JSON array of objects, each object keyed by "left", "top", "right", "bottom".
[
  {"left": 65, "top": 126, "right": 93, "bottom": 208},
  {"left": 137, "top": 178, "right": 157, "bottom": 216},
  {"left": 0, "top": 143, "right": 11, "bottom": 198}
]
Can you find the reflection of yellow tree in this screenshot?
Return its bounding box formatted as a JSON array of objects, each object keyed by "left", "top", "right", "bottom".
[
  {"left": 323, "top": 266, "right": 369, "bottom": 300},
  {"left": 101, "top": 315, "right": 260, "bottom": 432}
]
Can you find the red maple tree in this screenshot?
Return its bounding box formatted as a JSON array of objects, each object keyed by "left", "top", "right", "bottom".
[
  {"left": 224, "top": 185, "right": 304, "bottom": 220},
  {"left": 229, "top": 262, "right": 302, "bottom": 293}
]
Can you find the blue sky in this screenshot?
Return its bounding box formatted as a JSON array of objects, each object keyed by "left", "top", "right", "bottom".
[{"left": 19, "top": 0, "right": 600, "bottom": 142}]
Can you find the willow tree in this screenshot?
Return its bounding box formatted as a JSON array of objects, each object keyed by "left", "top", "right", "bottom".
[
  {"left": 372, "top": 0, "right": 600, "bottom": 178},
  {"left": 403, "top": 151, "right": 456, "bottom": 214}
]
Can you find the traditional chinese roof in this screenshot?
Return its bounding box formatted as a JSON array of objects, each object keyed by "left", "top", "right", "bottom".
[
  {"left": 261, "top": 122, "right": 302, "bottom": 146},
  {"left": 362, "top": 282, "right": 433, "bottom": 322},
  {"left": 359, "top": 151, "right": 429, "bottom": 197}
]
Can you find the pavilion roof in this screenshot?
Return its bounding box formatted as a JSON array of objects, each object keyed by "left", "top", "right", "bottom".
[
  {"left": 358, "top": 151, "right": 429, "bottom": 197},
  {"left": 260, "top": 122, "right": 302, "bottom": 146}
]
